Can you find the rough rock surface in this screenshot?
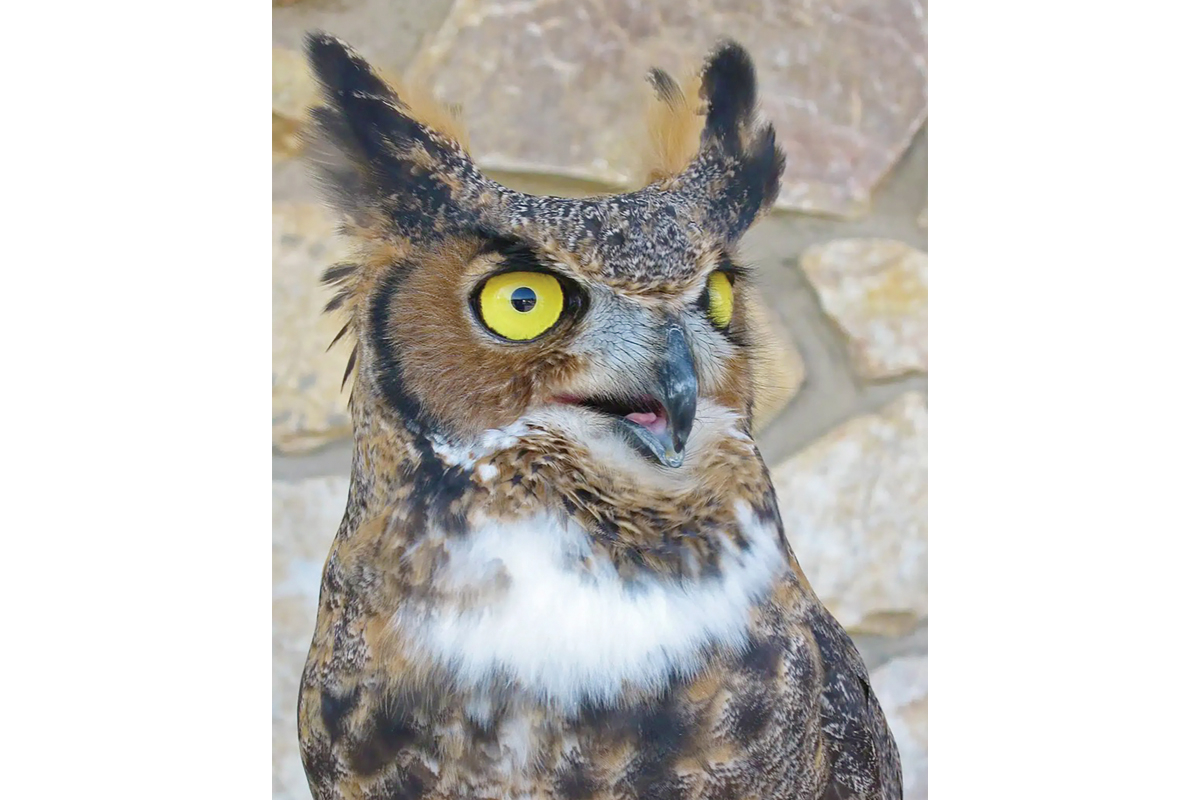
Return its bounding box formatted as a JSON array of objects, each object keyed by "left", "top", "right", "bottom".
[
  {"left": 273, "top": 204, "right": 355, "bottom": 454},
  {"left": 749, "top": 294, "right": 806, "bottom": 431},
  {"left": 273, "top": 47, "right": 318, "bottom": 161},
  {"left": 408, "top": 0, "right": 928, "bottom": 217},
  {"left": 773, "top": 392, "right": 927, "bottom": 634},
  {"left": 801, "top": 238, "right": 928, "bottom": 379},
  {"left": 871, "top": 655, "right": 929, "bottom": 800},
  {"left": 273, "top": 477, "right": 348, "bottom": 800}
]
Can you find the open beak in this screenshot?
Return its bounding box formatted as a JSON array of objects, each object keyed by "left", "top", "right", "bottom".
[{"left": 616, "top": 321, "right": 698, "bottom": 468}]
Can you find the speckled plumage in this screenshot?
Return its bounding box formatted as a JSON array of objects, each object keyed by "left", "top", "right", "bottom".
[{"left": 298, "top": 33, "right": 901, "bottom": 800}]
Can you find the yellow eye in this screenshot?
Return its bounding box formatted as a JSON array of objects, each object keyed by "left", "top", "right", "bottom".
[
  {"left": 706, "top": 271, "right": 734, "bottom": 328},
  {"left": 476, "top": 271, "right": 565, "bottom": 341}
]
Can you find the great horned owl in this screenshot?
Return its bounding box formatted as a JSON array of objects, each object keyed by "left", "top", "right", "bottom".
[{"left": 297, "top": 32, "right": 902, "bottom": 800}]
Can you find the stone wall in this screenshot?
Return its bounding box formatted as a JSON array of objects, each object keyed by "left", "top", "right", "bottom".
[{"left": 273, "top": 1, "right": 928, "bottom": 797}]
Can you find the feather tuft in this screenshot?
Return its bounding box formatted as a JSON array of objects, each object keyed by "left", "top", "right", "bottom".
[{"left": 639, "top": 68, "right": 705, "bottom": 185}]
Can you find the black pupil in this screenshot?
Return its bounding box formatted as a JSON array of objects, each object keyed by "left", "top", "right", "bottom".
[{"left": 511, "top": 287, "right": 537, "bottom": 312}]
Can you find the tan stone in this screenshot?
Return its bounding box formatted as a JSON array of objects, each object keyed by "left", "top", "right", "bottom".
[
  {"left": 871, "top": 655, "right": 928, "bottom": 800},
  {"left": 273, "top": 47, "right": 318, "bottom": 161},
  {"left": 800, "top": 239, "right": 927, "bottom": 379},
  {"left": 272, "top": 0, "right": 456, "bottom": 73},
  {"left": 274, "top": 47, "right": 318, "bottom": 123},
  {"left": 408, "top": 0, "right": 927, "bottom": 217},
  {"left": 917, "top": 207, "right": 927, "bottom": 230},
  {"left": 749, "top": 295, "right": 806, "bottom": 432},
  {"left": 274, "top": 113, "right": 305, "bottom": 163},
  {"left": 273, "top": 204, "right": 356, "bottom": 454},
  {"left": 273, "top": 477, "right": 348, "bottom": 800},
  {"left": 773, "top": 392, "right": 927, "bottom": 635}
]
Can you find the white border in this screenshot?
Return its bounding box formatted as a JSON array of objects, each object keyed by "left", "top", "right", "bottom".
[
  {"left": 6, "top": 1, "right": 1200, "bottom": 796},
  {"left": 5, "top": 2, "right": 271, "bottom": 796},
  {"left": 935, "top": 2, "right": 1200, "bottom": 796}
]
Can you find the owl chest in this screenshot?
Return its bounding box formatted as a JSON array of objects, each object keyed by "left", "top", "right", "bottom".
[
  {"left": 396, "top": 509, "right": 786, "bottom": 711},
  {"left": 303, "top": 512, "right": 844, "bottom": 799},
  {"left": 412, "top": 681, "right": 822, "bottom": 800},
  {"left": 303, "top": 623, "right": 829, "bottom": 800}
]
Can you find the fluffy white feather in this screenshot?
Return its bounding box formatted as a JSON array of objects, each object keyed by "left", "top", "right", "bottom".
[{"left": 397, "top": 501, "right": 785, "bottom": 711}]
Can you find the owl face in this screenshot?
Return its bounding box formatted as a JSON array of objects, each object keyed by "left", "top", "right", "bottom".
[
  {"left": 307, "top": 35, "right": 784, "bottom": 471},
  {"left": 368, "top": 226, "right": 756, "bottom": 470}
]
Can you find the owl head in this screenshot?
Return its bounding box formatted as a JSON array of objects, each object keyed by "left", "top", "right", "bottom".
[{"left": 306, "top": 34, "right": 784, "bottom": 472}]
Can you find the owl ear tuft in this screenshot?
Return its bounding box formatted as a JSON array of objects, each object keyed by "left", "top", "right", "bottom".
[
  {"left": 302, "top": 32, "right": 483, "bottom": 233},
  {"left": 646, "top": 42, "right": 786, "bottom": 241},
  {"left": 639, "top": 68, "right": 705, "bottom": 185},
  {"left": 698, "top": 42, "right": 760, "bottom": 155}
]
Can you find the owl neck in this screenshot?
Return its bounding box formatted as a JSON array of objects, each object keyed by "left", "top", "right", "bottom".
[{"left": 345, "top": 390, "right": 784, "bottom": 582}]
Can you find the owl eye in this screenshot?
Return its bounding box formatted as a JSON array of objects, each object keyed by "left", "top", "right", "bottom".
[
  {"left": 705, "top": 271, "right": 735, "bottom": 329},
  {"left": 476, "top": 271, "right": 566, "bottom": 341}
]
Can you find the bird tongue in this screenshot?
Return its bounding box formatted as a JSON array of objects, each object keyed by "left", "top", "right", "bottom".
[{"left": 625, "top": 410, "right": 668, "bottom": 435}]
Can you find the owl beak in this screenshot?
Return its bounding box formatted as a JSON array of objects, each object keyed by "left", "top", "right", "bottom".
[
  {"left": 612, "top": 321, "right": 696, "bottom": 468},
  {"left": 652, "top": 321, "right": 699, "bottom": 468}
]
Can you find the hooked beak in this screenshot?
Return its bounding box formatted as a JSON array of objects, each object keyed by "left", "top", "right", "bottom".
[{"left": 616, "top": 321, "right": 698, "bottom": 468}]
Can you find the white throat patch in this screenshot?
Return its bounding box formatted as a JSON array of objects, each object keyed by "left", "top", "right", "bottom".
[{"left": 396, "top": 501, "right": 785, "bottom": 711}]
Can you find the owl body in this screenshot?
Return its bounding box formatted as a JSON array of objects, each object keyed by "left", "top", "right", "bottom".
[{"left": 297, "top": 34, "right": 901, "bottom": 800}]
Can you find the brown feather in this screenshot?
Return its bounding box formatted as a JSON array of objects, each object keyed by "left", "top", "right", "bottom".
[{"left": 640, "top": 69, "right": 705, "bottom": 184}]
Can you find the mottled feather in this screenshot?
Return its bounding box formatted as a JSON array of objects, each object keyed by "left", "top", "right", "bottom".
[{"left": 297, "top": 33, "right": 901, "bottom": 800}]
